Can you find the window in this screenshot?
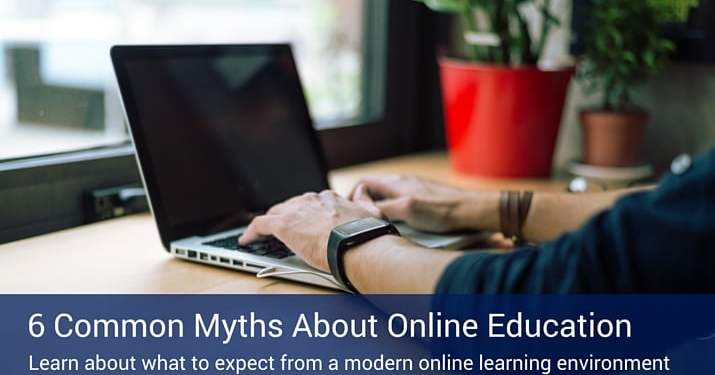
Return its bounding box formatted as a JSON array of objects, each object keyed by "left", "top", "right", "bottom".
[
  {"left": 0, "top": 0, "right": 437, "bottom": 243},
  {"left": 0, "top": 0, "right": 373, "bottom": 161}
]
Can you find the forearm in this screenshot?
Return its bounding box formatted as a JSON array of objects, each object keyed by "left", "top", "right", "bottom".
[
  {"left": 344, "top": 235, "right": 461, "bottom": 293},
  {"left": 522, "top": 187, "right": 651, "bottom": 242},
  {"left": 453, "top": 187, "right": 651, "bottom": 244}
]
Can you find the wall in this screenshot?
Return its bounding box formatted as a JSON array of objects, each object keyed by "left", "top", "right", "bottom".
[
  {"left": 553, "top": 65, "right": 715, "bottom": 176},
  {"left": 545, "top": 1, "right": 715, "bottom": 176}
]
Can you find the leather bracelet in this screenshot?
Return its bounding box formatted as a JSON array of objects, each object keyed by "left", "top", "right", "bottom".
[{"left": 499, "top": 190, "right": 534, "bottom": 245}]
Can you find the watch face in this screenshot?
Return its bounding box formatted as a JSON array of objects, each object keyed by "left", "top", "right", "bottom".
[{"left": 337, "top": 217, "right": 388, "bottom": 236}]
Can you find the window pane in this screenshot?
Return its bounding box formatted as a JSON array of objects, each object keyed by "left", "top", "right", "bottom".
[{"left": 0, "top": 0, "right": 367, "bottom": 160}]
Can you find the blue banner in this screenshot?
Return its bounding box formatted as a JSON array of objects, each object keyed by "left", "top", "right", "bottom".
[{"left": 1, "top": 295, "right": 714, "bottom": 374}]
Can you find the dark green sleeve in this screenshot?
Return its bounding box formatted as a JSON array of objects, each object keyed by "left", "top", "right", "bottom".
[{"left": 436, "top": 149, "right": 715, "bottom": 294}]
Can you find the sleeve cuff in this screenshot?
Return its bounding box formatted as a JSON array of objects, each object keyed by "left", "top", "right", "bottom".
[{"left": 434, "top": 251, "right": 496, "bottom": 294}]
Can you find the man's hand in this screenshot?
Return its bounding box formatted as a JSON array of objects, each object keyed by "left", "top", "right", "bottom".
[
  {"left": 350, "top": 175, "right": 498, "bottom": 233},
  {"left": 238, "top": 190, "right": 379, "bottom": 272}
]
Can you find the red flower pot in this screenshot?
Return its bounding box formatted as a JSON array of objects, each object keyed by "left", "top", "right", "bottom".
[{"left": 439, "top": 59, "right": 574, "bottom": 178}]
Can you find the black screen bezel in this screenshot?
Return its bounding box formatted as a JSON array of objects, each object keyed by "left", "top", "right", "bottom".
[{"left": 110, "top": 44, "right": 330, "bottom": 249}]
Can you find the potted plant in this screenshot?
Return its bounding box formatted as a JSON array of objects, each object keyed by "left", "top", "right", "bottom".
[
  {"left": 577, "top": 0, "right": 675, "bottom": 167},
  {"left": 417, "top": 0, "right": 574, "bottom": 178}
]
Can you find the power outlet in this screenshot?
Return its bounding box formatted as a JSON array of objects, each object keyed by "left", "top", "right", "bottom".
[{"left": 85, "top": 184, "right": 148, "bottom": 222}]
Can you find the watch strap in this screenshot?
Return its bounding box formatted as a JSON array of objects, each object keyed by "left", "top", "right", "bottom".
[{"left": 328, "top": 218, "right": 399, "bottom": 292}]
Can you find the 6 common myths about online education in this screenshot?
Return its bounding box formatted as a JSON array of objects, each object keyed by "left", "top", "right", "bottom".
[{"left": 30, "top": 311, "right": 631, "bottom": 344}]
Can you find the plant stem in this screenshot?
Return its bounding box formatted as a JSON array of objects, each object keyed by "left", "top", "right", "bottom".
[
  {"left": 620, "top": 88, "right": 631, "bottom": 111},
  {"left": 535, "top": 0, "right": 552, "bottom": 62},
  {"left": 603, "top": 79, "right": 614, "bottom": 110},
  {"left": 493, "top": 1, "right": 510, "bottom": 64},
  {"left": 459, "top": 6, "right": 482, "bottom": 62},
  {"left": 514, "top": 5, "right": 535, "bottom": 65}
]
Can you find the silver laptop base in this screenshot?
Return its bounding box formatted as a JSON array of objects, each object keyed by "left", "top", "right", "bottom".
[{"left": 170, "top": 245, "right": 348, "bottom": 291}]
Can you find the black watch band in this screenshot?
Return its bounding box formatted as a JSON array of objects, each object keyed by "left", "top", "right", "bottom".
[{"left": 327, "top": 217, "right": 399, "bottom": 292}]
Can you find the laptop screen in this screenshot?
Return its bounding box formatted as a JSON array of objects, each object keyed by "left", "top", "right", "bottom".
[{"left": 112, "top": 45, "right": 328, "bottom": 244}]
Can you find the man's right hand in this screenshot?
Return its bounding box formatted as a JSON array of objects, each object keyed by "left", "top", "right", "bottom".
[{"left": 349, "top": 175, "right": 498, "bottom": 233}]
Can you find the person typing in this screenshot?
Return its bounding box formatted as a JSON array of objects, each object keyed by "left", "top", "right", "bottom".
[{"left": 239, "top": 149, "right": 715, "bottom": 294}]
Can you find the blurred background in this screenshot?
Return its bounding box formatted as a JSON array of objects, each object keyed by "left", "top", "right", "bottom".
[
  {"left": 0, "top": 0, "right": 366, "bottom": 160},
  {"left": 1, "top": 0, "right": 714, "bottom": 242},
  {"left": 1, "top": 0, "right": 713, "bottom": 172}
]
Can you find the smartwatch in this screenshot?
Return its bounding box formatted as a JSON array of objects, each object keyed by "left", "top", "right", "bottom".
[{"left": 328, "top": 217, "right": 400, "bottom": 292}]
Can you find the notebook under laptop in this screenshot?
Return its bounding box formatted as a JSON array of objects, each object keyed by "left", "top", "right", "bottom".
[{"left": 111, "top": 44, "right": 480, "bottom": 291}]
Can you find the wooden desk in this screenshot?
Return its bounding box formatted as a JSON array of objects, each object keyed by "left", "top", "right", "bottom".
[{"left": 0, "top": 152, "right": 565, "bottom": 293}]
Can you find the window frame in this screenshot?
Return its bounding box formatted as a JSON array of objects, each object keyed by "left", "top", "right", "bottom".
[
  {"left": 0, "top": 0, "right": 442, "bottom": 243},
  {"left": 321, "top": 0, "right": 424, "bottom": 167}
]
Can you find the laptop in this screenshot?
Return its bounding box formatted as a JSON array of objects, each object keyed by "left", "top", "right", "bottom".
[{"left": 111, "top": 44, "right": 481, "bottom": 291}]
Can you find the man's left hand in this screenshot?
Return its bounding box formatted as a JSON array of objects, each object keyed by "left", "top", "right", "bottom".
[{"left": 238, "top": 190, "right": 379, "bottom": 272}]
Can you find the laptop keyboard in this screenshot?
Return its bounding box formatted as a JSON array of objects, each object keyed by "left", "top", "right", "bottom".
[{"left": 202, "top": 236, "right": 294, "bottom": 259}]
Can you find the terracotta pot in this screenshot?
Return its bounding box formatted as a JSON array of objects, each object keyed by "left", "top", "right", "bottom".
[
  {"left": 439, "top": 58, "right": 573, "bottom": 178},
  {"left": 580, "top": 110, "right": 648, "bottom": 167}
]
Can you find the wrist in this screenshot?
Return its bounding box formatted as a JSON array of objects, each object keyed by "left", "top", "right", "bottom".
[
  {"left": 342, "top": 235, "right": 406, "bottom": 292},
  {"left": 452, "top": 191, "right": 500, "bottom": 232},
  {"left": 343, "top": 235, "right": 461, "bottom": 294}
]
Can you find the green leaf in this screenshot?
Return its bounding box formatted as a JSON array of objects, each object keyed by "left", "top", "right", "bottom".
[
  {"left": 417, "top": 0, "right": 564, "bottom": 65},
  {"left": 623, "top": 51, "right": 636, "bottom": 64},
  {"left": 643, "top": 50, "right": 656, "bottom": 68},
  {"left": 416, "top": 0, "right": 467, "bottom": 13},
  {"left": 576, "top": 0, "right": 674, "bottom": 108},
  {"left": 542, "top": 10, "right": 560, "bottom": 26},
  {"left": 608, "top": 27, "right": 623, "bottom": 49},
  {"left": 659, "top": 40, "right": 675, "bottom": 52}
]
